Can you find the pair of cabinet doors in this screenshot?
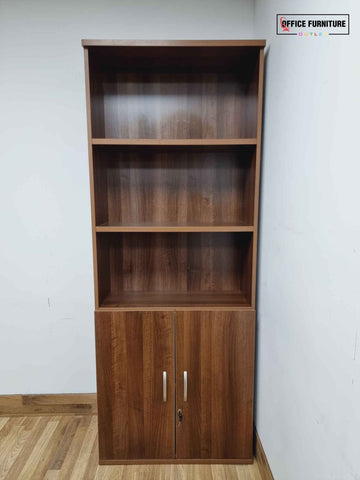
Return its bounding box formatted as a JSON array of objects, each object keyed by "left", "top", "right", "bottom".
[{"left": 95, "top": 310, "right": 255, "bottom": 463}]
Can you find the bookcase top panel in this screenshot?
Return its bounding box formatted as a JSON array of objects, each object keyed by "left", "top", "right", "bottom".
[{"left": 82, "top": 39, "right": 266, "bottom": 47}]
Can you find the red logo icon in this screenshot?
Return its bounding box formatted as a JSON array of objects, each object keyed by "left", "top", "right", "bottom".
[{"left": 280, "top": 17, "right": 290, "bottom": 32}]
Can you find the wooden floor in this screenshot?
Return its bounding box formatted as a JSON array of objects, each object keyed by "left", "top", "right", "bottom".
[{"left": 0, "top": 415, "right": 262, "bottom": 479}]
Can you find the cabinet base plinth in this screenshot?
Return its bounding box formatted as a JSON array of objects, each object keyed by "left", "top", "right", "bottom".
[{"left": 99, "top": 458, "right": 254, "bottom": 465}]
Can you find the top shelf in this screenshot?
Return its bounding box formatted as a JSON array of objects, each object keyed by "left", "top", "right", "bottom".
[
  {"left": 92, "top": 138, "right": 258, "bottom": 146},
  {"left": 87, "top": 43, "right": 262, "bottom": 139}
]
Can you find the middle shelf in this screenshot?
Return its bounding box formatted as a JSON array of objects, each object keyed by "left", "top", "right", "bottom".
[
  {"left": 93, "top": 144, "right": 256, "bottom": 228},
  {"left": 96, "top": 223, "right": 254, "bottom": 232}
]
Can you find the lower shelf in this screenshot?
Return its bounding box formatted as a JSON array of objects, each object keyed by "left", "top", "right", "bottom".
[
  {"left": 99, "top": 291, "right": 250, "bottom": 308},
  {"left": 96, "top": 223, "right": 254, "bottom": 233},
  {"left": 97, "top": 232, "right": 253, "bottom": 308}
]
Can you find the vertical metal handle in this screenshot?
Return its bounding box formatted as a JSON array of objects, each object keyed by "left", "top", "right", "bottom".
[
  {"left": 184, "top": 371, "right": 188, "bottom": 402},
  {"left": 163, "top": 371, "right": 167, "bottom": 402}
]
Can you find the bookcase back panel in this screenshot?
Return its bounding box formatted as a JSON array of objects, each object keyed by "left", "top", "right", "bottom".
[
  {"left": 94, "top": 146, "right": 255, "bottom": 227},
  {"left": 95, "top": 73, "right": 257, "bottom": 138},
  {"left": 97, "top": 232, "right": 252, "bottom": 305},
  {"left": 89, "top": 47, "right": 259, "bottom": 139}
]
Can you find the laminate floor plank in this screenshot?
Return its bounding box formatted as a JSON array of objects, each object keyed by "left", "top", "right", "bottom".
[
  {"left": 68, "top": 415, "right": 98, "bottom": 480},
  {"left": 31, "top": 417, "right": 70, "bottom": 479},
  {"left": 0, "top": 418, "right": 10, "bottom": 433},
  {"left": 47, "top": 415, "right": 82, "bottom": 470},
  {"left": 95, "top": 464, "right": 125, "bottom": 480},
  {"left": 17, "top": 417, "right": 59, "bottom": 480},
  {"left": 83, "top": 433, "right": 100, "bottom": 479},
  {"left": 44, "top": 471, "right": 59, "bottom": 480},
  {"left": 0, "top": 415, "right": 262, "bottom": 480},
  {"left": 4, "top": 417, "right": 49, "bottom": 480},
  {"left": 56, "top": 415, "right": 92, "bottom": 480},
  {"left": 249, "top": 460, "right": 263, "bottom": 480},
  {"left": 0, "top": 418, "right": 35, "bottom": 479}
]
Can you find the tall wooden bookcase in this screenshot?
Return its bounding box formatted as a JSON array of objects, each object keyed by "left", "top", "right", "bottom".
[{"left": 82, "top": 40, "right": 265, "bottom": 464}]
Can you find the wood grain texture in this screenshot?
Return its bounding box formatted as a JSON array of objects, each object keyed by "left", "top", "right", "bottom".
[
  {"left": 82, "top": 39, "right": 266, "bottom": 47},
  {"left": 17, "top": 417, "right": 59, "bottom": 480},
  {"left": 98, "top": 458, "right": 253, "bottom": 465},
  {"left": 251, "top": 48, "right": 265, "bottom": 308},
  {"left": 97, "top": 306, "right": 255, "bottom": 312},
  {"left": 96, "top": 226, "right": 254, "bottom": 233},
  {"left": 90, "top": 71, "right": 258, "bottom": 139},
  {"left": 92, "top": 139, "right": 257, "bottom": 145},
  {"left": 57, "top": 416, "right": 93, "bottom": 479},
  {"left": 84, "top": 47, "right": 100, "bottom": 308},
  {"left": 95, "top": 311, "right": 175, "bottom": 461},
  {"left": 255, "top": 430, "right": 274, "bottom": 480},
  {"left": 0, "top": 394, "right": 97, "bottom": 416},
  {"left": 93, "top": 145, "right": 256, "bottom": 228},
  {"left": 96, "top": 232, "right": 252, "bottom": 307},
  {"left": 100, "top": 292, "right": 250, "bottom": 309},
  {"left": 176, "top": 311, "right": 255, "bottom": 460},
  {"left": 83, "top": 41, "right": 265, "bottom": 464},
  {"left": 0, "top": 414, "right": 263, "bottom": 478},
  {"left": 85, "top": 42, "right": 265, "bottom": 314}
]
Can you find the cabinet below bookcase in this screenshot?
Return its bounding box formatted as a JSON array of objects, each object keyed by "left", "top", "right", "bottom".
[{"left": 95, "top": 309, "right": 255, "bottom": 463}]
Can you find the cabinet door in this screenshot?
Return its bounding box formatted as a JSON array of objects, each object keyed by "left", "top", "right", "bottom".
[
  {"left": 95, "top": 311, "right": 175, "bottom": 461},
  {"left": 176, "top": 311, "right": 255, "bottom": 460}
]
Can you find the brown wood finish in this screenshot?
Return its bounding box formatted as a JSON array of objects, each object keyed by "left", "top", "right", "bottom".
[
  {"left": 0, "top": 402, "right": 273, "bottom": 473},
  {"left": 84, "top": 41, "right": 265, "bottom": 312},
  {"left": 0, "top": 414, "right": 263, "bottom": 478},
  {"left": 96, "top": 225, "right": 254, "bottom": 232},
  {"left": 88, "top": 45, "right": 262, "bottom": 75},
  {"left": 251, "top": 47, "right": 265, "bottom": 308},
  {"left": 96, "top": 232, "right": 252, "bottom": 307},
  {"left": 92, "top": 138, "right": 257, "bottom": 145},
  {"left": 98, "top": 458, "right": 254, "bottom": 465},
  {"left": 83, "top": 40, "right": 265, "bottom": 463},
  {"left": 97, "top": 306, "right": 255, "bottom": 312},
  {"left": 84, "top": 48, "right": 100, "bottom": 308},
  {"left": 93, "top": 145, "right": 256, "bottom": 228},
  {"left": 82, "top": 39, "right": 266, "bottom": 47},
  {"left": 0, "top": 394, "right": 97, "bottom": 416},
  {"left": 89, "top": 70, "right": 259, "bottom": 139},
  {"left": 175, "top": 311, "right": 255, "bottom": 460},
  {"left": 100, "top": 292, "right": 250, "bottom": 309},
  {"left": 95, "top": 311, "right": 175, "bottom": 461}
]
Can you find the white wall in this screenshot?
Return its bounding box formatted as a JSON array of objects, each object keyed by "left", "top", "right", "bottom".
[
  {"left": 0, "top": 0, "right": 255, "bottom": 394},
  {"left": 254, "top": 1, "right": 360, "bottom": 479},
  {"left": 2, "top": 1, "right": 359, "bottom": 477}
]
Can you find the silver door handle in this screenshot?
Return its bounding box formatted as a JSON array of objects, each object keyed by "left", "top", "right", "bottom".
[
  {"left": 184, "top": 371, "right": 188, "bottom": 402},
  {"left": 163, "top": 371, "right": 167, "bottom": 402}
]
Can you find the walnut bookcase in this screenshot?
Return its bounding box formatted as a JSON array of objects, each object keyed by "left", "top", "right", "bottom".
[{"left": 83, "top": 39, "right": 265, "bottom": 464}]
